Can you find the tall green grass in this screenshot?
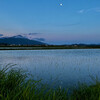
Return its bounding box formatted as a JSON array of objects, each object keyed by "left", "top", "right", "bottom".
[{"left": 0, "top": 64, "right": 100, "bottom": 100}]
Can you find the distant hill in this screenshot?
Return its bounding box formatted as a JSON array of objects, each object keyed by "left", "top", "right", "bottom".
[{"left": 0, "top": 35, "right": 46, "bottom": 45}]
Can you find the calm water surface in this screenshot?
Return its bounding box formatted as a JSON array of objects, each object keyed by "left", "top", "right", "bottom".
[{"left": 0, "top": 49, "right": 100, "bottom": 88}]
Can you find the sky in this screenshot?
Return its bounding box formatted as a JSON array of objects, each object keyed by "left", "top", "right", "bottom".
[{"left": 0, "top": 0, "right": 100, "bottom": 44}]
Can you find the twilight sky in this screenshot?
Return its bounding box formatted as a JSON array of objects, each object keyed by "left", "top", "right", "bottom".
[{"left": 0, "top": 0, "right": 100, "bottom": 44}]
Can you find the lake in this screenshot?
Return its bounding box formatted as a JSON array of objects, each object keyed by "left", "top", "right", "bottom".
[{"left": 0, "top": 49, "right": 100, "bottom": 88}]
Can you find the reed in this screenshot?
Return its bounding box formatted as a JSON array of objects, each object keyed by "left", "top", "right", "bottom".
[{"left": 0, "top": 64, "right": 100, "bottom": 100}]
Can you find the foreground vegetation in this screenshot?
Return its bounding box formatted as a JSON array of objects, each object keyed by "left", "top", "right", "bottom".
[{"left": 0, "top": 64, "right": 100, "bottom": 100}]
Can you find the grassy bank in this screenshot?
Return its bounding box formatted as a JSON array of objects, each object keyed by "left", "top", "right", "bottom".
[{"left": 0, "top": 64, "right": 100, "bottom": 100}]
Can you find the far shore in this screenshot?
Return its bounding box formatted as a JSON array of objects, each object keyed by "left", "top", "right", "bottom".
[{"left": 0, "top": 45, "right": 100, "bottom": 50}]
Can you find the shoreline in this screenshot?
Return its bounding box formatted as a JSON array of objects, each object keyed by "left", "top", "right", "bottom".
[{"left": 0, "top": 46, "right": 100, "bottom": 50}]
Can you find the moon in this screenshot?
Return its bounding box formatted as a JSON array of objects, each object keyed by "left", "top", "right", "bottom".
[{"left": 60, "top": 3, "right": 63, "bottom": 6}]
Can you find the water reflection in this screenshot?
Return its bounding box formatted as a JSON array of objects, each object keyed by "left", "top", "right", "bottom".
[{"left": 0, "top": 49, "right": 100, "bottom": 88}]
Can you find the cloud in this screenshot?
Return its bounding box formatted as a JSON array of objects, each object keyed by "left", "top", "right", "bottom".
[
  {"left": 0, "top": 34, "right": 3, "bottom": 37},
  {"left": 28, "top": 33, "right": 42, "bottom": 35},
  {"left": 19, "top": 33, "right": 44, "bottom": 40},
  {"left": 12, "top": 35, "right": 26, "bottom": 38},
  {"left": 64, "top": 23, "right": 80, "bottom": 26},
  {"left": 34, "top": 38, "right": 45, "bottom": 41},
  {"left": 78, "top": 9, "right": 85, "bottom": 13},
  {"left": 55, "top": 22, "right": 80, "bottom": 27},
  {"left": 78, "top": 7, "right": 100, "bottom": 14},
  {"left": 86, "top": 8, "right": 100, "bottom": 13},
  {"left": 95, "top": 8, "right": 100, "bottom": 12}
]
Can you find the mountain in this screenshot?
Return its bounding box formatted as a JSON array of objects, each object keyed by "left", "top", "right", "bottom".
[
  {"left": 12, "top": 35, "right": 26, "bottom": 39},
  {"left": 0, "top": 35, "right": 46, "bottom": 45}
]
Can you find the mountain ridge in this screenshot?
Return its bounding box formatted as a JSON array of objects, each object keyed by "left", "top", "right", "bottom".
[{"left": 0, "top": 35, "right": 46, "bottom": 45}]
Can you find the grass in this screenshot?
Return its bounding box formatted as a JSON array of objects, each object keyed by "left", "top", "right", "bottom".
[{"left": 0, "top": 64, "right": 100, "bottom": 100}]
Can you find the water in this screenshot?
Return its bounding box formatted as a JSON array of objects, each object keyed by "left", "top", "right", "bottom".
[{"left": 0, "top": 49, "right": 100, "bottom": 88}]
